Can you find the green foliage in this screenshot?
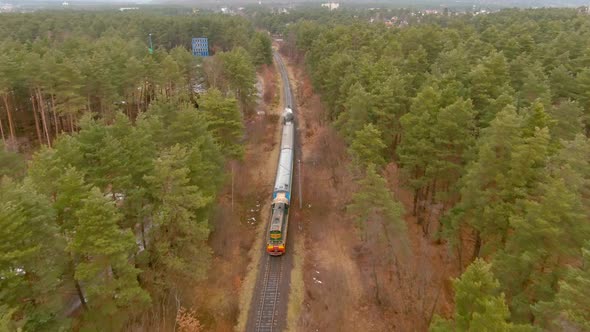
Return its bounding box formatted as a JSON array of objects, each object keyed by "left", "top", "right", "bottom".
[
  {"left": 199, "top": 89, "right": 245, "bottom": 159},
  {"left": 250, "top": 31, "right": 273, "bottom": 66},
  {"left": 534, "top": 242, "right": 590, "bottom": 330},
  {"left": 347, "top": 164, "right": 406, "bottom": 242},
  {"left": 494, "top": 177, "right": 589, "bottom": 322},
  {"left": 430, "top": 259, "right": 533, "bottom": 332},
  {"left": 0, "top": 146, "right": 25, "bottom": 180},
  {"left": 335, "top": 83, "right": 374, "bottom": 142},
  {"left": 144, "top": 145, "right": 212, "bottom": 293},
  {"left": 430, "top": 98, "right": 476, "bottom": 199},
  {"left": 289, "top": 7, "right": 590, "bottom": 331},
  {"left": 0, "top": 11, "right": 261, "bottom": 146},
  {"left": 349, "top": 123, "right": 386, "bottom": 170},
  {"left": 445, "top": 106, "right": 526, "bottom": 255},
  {"left": 72, "top": 188, "right": 150, "bottom": 330},
  {"left": 548, "top": 101, "right": 584, "bottom": 140},
  {"left": 216, "top": 47, "right": 257, "bottom": 110},
  {"left": 548, "top": 135, "right": 590, "bottom": 207},
  {"left": 4, "top": 95, "right": 232, "bottom": 328},
  {"left": 0, "top": 9, "right": 256, "bottom": 330},
  {"left": 398, "top": 86, "right": 440, "bottom": 193},
  {"left": 0, "top": 178, "right": 66, "bottom": 331}
]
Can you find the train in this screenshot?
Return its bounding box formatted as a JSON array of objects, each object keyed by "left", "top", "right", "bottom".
[{"left": 266, "top": 107, "right": 295, "bottom": 256}]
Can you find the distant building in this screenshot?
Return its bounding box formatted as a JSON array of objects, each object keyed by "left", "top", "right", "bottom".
[
  {"left": 0, "top": 3, "right": 16, "bottom": 12},
  {"left": 422, "top": 9, "right": 439, "bottom": 15},
  {"left": 62, "top": 1, "right": 70, "bottom": 6},
  {"left": 321, "top": 2, "right": 339, "bottom": 10},
  {"left": 119, "top": 7, "right": 139, "bottom": 11},
  {"left": 220, "top": 7, "right": 237, "bottom": 15}
]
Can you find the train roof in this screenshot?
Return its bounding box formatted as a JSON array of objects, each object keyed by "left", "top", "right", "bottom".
[{"left": 269, "top": 203, "right": 285, "bottom": 231}]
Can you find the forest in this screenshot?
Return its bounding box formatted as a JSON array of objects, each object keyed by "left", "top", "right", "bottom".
[
  {"left": 283, "top": 8, "right": 590, "bottom": 331},
  {"left": 0, "top": 10, "right": 271, "bottom": 331},
  {"left": 2, "top": 5, "right": 590, "bottom": 332}
]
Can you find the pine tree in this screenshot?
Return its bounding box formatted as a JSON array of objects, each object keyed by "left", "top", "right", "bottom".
[
  {"left": 468, "top": 52, "right": 513, "bottom": 127},
  {"left": 516, "top": 61, "right": 551, "bottom": 109},
  {"left": 71, "top": 114, "right": 109, "bottom": 184},
  {"left": 534, "top": 242, "right": 590, "bottom": 331},
  {"left": 0, "top": 178, "right": 67, "bottom": 330},
  {"left": 169, "top": 47, "right": 197, "bottom": 91},
  {"left": 71, "top": 187, "right": 150, "bottom": 330},
  {"left": 521, "top": 101, "right": 555, "bottom": 138},
  {"left": 398, "top": 85, "right": 440, "bottom": 214},
  {"left": 574, "top": 68, "right": 590, "bottom": 134},
  {"left": 349, "top": 123, "right": 386, "bottom": 171},
  {"left": 430, "top": 98, "right": 476, "bottom": 205},
  {"left": 144, "top": 145, "right": 212, "bottom": 299},
  {"left": 250, "top": 32, "right": 273, "bottom": 66},
  {"left": 217, "top": 47, "right": 257, "bottom": 110},
  {"left": 347, "top": 163, "right": 406, "bottom": 243},
  {"left": 116, "top": 114, "right": 158, "bottom": 230},
  {"left": 548, "top": 134, "right": 590, "bottom": 211},
  {"left": 186, "top": 133, "right": 224, "bottom": 200},
  {"left": 549, "top": 65, "right": 576, "bottom": 101},
  {"left": 494, "top": 176, "right": 590, "bottom": 323},
  {"left": 0, "top": 144, "right": 25, "bottom": 179},
  {"left": 430, "top": 259, "right": 533, "bottom": 332},
  {"left": 548, "top": 101, "right": 584, "bottom": 140},
  {"left": 0, "top": 51, "right": 20, "bottom": 147},
  {"left": 371, "top": 73, "right": 409, "bottom": 149},
  {"left": 199, "top": 89, "right": 245, "bottom": 159},
  {"left": 444, "top": 106, "right": 524, "bottom": 259},
  {"left": 335, "top": 82, "right": 374, "bottom": 143},
  {"left": 158, "top": 54, "right": 183, "bottom": 96}
]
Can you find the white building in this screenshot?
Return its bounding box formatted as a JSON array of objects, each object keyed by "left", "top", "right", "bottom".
[
  {"left": 0, "top": 3, "right": 14, "bottom": 12},
  {"left": 62, "top": 1, "right": 70, "bottom": 6},
  {"left": 321, "top": 2, "right": 339, "bottom": 10}
]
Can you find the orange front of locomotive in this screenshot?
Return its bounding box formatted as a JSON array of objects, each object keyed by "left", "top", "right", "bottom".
[{"left": 266, "top": 243, "right": 286, "bottom": 256}]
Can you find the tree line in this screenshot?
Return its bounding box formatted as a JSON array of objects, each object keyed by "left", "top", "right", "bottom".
[
  {"left": 0, "top": 11, "right": 271, "bottom": 151},
  {"left": 0, "top": 10, "right": 270, "bottom": 331},
  {"left": 287, "top": 8, "right": 590, "bottom": 330}
]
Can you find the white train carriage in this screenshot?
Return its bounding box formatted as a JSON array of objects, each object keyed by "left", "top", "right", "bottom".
[
  {"left": 273, "top": 119, "right": 294, "bottom": 199},
  {"left": 267, "top": 109, "right": 295, "bottom": 255}
]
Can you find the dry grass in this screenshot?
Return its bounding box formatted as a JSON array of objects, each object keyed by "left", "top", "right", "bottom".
[{"left": 286, "top": 234, "right": 305, "bottom": 332}]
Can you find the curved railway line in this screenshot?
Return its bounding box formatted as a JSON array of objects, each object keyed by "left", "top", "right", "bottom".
[{"left": 247, "top": 51, "right": 297, "bottom": 332}]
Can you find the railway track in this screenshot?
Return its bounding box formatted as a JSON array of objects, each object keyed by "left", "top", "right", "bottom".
[
  {"left": 274, "top": 52, "right": 292, "bottom": 108},
  {"left": 248, "top": 50, "right": 294, "bottom": 332},
  {"left": 254, "top": 255, "right": 284, "bottom": 332}
]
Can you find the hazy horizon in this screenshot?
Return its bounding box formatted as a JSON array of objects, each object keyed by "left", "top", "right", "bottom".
[{"left": 3, "top": 0, "right": 590, "bottom": 5}]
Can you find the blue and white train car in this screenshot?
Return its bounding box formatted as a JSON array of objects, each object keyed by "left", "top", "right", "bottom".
[{"left": 267, "top": 108, "right": 294, "bottom": 255}]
